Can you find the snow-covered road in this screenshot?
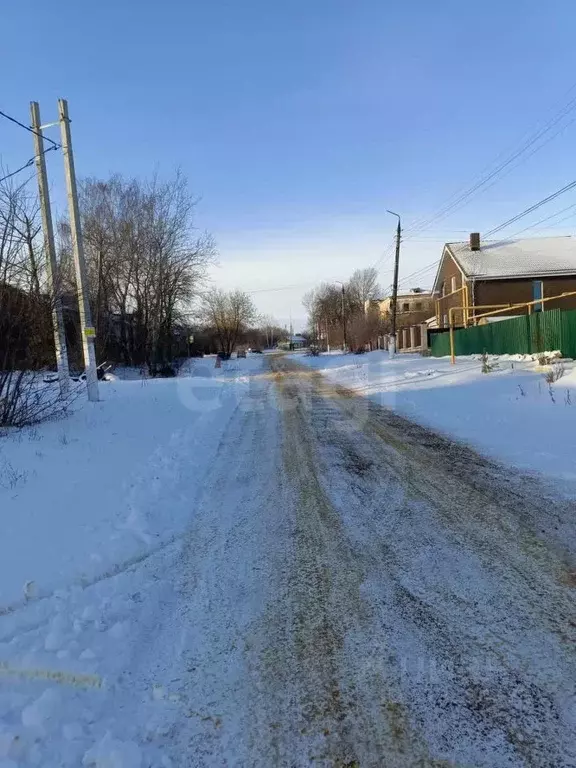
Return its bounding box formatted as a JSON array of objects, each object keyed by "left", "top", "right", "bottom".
[{"left": 2, "top": 354, "right": 576, "bottom": 766}]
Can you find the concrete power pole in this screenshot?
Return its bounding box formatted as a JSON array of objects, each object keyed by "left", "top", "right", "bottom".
[
  {"left": 58, "top": 98, "right": 99, "bottom": 401},
  {"left": 334, "top": 280, "right": 347, "bottom": 351},
  {"left": 387, "top": 210, "right": 401, "bottom": 357},
  {"left": 341, "top": 284, "right": 347, "bottom": 351},
  {"left": 30, "top": 101, "right": 70, "bottom": 395}
]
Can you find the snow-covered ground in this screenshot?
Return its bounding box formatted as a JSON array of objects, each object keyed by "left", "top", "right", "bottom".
[
  {"left": 292, "top": 349, "right": 576, "bottom": 493},
  {"left": 0, "top": 355, "right": 266, "bottom": 766},
  {"left": 1, "top": 350, "right": 575, "bottom": 766}
]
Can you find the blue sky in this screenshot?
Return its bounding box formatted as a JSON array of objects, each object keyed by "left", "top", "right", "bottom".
[{"left": 2, "top": 0, "right": 576, "bottom": 328}]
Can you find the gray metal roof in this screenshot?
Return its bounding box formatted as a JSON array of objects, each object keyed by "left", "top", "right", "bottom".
[{"left": 446, "top": 236, "right": 576, "bottom": 280}]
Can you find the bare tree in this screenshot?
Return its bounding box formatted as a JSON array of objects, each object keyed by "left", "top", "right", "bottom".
[
  {"left": 201, "top": 289, "right": 257, "bottom": 356},
  {"left": 347, "top": 267, "right": 381, "bottom": 314},
  {"left": 304, "top": 283, "right": 346, "bottom": 348},
  {"left": 59, "top": 172, "right": 216, "bottom": 374},
  {"left": 255, "top": 314, "right": 287, "bottom": 348},
  {"left": 0, "top": 175, "right": 74, "bottom": 426},
  {"left": 304, "top": 267, "right": 385, "bottom": 352}
]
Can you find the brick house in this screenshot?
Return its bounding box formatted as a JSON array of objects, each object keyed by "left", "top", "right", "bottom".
[
  {"left": 365, "top": 290, "right": 434, "bottom": 351},
  {"left": 367, "top": 290, "right": 434, "bottom": 327},
  {"left": 433, "top": 234, "right": 576, "bottom": 327}
]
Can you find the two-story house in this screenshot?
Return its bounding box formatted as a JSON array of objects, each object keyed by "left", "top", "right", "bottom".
[
  {"left": 433, "top": 233, "right": 576, "bottom": 327},
  {"left": 366, "top": 289, "right": 434, "bottom": 327}
]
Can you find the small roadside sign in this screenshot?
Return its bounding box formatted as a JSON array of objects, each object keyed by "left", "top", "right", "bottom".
[{"left": 84, "top": 327, "right": 96, "bottom": 338}]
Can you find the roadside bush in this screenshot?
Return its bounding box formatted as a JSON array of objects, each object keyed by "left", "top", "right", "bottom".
[
  {"left": 0, "top": 371, "right": 76, "bottom": 428},
  {"left": 543, "top": 362, "right": 565, "bottom": 385},
  {"left": 537, "top": 352, "right": 562, "bottom": 366}
]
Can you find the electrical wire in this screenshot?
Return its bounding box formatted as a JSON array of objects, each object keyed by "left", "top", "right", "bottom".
[
  {"left": 401, "top": 81, "right": 576, "bottom": 240},
  {"left": 247, "top": 281, "right": 317, "bottom": 294},
  {"left": 532, "top": 209, "right": 576, "bottom": 232},
  {"left": 394, "top": 260, "right": 439, "bottom": 290},
  {"left": 0, "top": 109, "right": 60, "bottom": 149},
  {"left": 416, "top": 113, "right": 576, "bottom": 237},
  {"left": 0, "top": 160, "right": 35, "bottom": 184},
  {"left": 371, "top": 240, "right": 396, "bottom": 271},
  {"left": 396, "top": 270, "right": 437, "bottom": 292},
  {"left": 375, "top": 87, "right": 576, "bottom": 298},
  {"left": 506, "top": 201, "right": 576, "bottom": 239},
  {"left": 484, "top": 179, "right": 576, "bottom": 237},
  {"left": 395, "top": 185, "right": 576, "bottom": 294},
  {"left": 0, "top": 146, "right": 57, "bottom": 184}
]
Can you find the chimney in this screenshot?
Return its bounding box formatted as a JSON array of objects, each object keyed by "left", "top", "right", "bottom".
[{"left": 470, "top": 232, "right": 481, "bottom": 251}]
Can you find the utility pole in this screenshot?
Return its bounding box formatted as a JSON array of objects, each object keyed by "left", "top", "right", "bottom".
[
  {"left": 387, "top": 210, "right": 401, "bottom": 357},
  {"left": 334, "top": 280, "right": 347, "bottom": 351},
  {"left": 58, "top": 98, "right": 99, "bottom": 401},
  {"left": 341, "top": 284, "right": 347, "bottom": 351},
  {"left": 30, "top": 101, "right": 70, "bottom": 395}
]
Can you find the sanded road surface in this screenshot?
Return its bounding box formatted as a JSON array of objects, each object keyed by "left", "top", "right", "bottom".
[{"left": 140, "top": 355, "right": 576, "bottom": 767}]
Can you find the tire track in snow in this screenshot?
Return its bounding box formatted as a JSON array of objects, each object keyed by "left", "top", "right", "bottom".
[
  {"left": 270, "top": 357, "right": 576, "bottom": 767},
  {"left": 245, "top": 363, "right": 451, "bottom": 767}
]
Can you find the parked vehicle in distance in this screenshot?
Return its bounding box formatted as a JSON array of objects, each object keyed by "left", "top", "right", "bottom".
[
  {"left": 237, "top": 349, "right": 247, "bottom": 358},
  {"left": 217, "top": 351, "right": 231, "bottom": 360},
  {"left": 251, "top": 348, "right": 263, "bottom": 354}
]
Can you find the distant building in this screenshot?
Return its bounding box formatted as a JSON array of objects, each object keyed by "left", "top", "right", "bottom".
[
  {"left": 433, "top": 234, "right": 576, "bottom": 327},
  {"left": 289, "top": 334, "right": 307, "bottom": 349},
  {"left": 366, "top": 290, "right": 434, "bottom": 326}
]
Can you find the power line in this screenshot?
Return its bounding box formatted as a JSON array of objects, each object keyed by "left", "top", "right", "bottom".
[
  {"left": 421, "top": 113, "right": 576, "bottom": 236},
  {"left": 394, "top": 260, "right": 439, "bottom": 290},
  {"left": 396, "top": 271, "right": 437, "bottom": 292},
  {"left": 533, "top": 209, "right": 576, "bottom": 232},
  {"left": 371, "top": 240, "right": 396, "bottom": 271},
  {"left": 247, "top": 281, "right": 317, "bottom": 294},
  {"left": 0, "top": 146, "right": 57, "bottom": 184},
  {"left": 387, "top": 185, "right": 576, "bottom": 295},
  {"left": 484, "top": 179, "right": 576, "bottom": 237},
  {"left": 0, "top": 159, "right": 35, "bottom": 184},
  {"left": 507, "top": 201, "right": 576, "bottom": 238},
  {"left": 401, "top": 81, "right": 576, "bottom": 240},
  {"left": 0, "top": 108, "right": 60, "bottom": 149}
]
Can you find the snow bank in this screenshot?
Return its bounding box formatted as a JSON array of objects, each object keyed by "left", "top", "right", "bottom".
[
  {"left": 0, "top": 355, "right": 265, "bottom": 765},
  {"left": 294, "top": 350, "right": 576, "bottom": 491},
  {"left": 0, "top": 356, "right": 264, "bottom": 606}
]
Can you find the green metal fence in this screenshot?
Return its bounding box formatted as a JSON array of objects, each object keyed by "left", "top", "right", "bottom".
[{"left": 430, "top": 308, "right": 576, "bottom": 358}]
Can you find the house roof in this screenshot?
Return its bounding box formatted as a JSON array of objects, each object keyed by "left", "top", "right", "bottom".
[{"left": 443, "top": 236, "right": 576, "bottom": 283}]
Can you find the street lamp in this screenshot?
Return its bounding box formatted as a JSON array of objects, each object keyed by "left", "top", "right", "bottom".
[
  {"left": 334, "top": 280, "right": 347, "bottom": 352},
  {"left": 386, "top": 210, "right": 401, "bottom": 357}
]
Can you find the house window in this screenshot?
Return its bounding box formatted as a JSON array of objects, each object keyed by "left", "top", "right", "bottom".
[
  {"left": 402, "top": 302, "right": 410, "bottom": 312},
  {"left": 532, "top": 280, "right": 543, "bottom": 312},
  {"left": 443, "top": 314, "right": 448, "bottom": 327},
  {"left": 441, "top": 282, "right": 446, "bottom": 297},
  {"left": 415, "top": 302, "right": 423, "bottom": 311},
  {"left": 451, "top": 276, "right": 458, "bottom": 293}
]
